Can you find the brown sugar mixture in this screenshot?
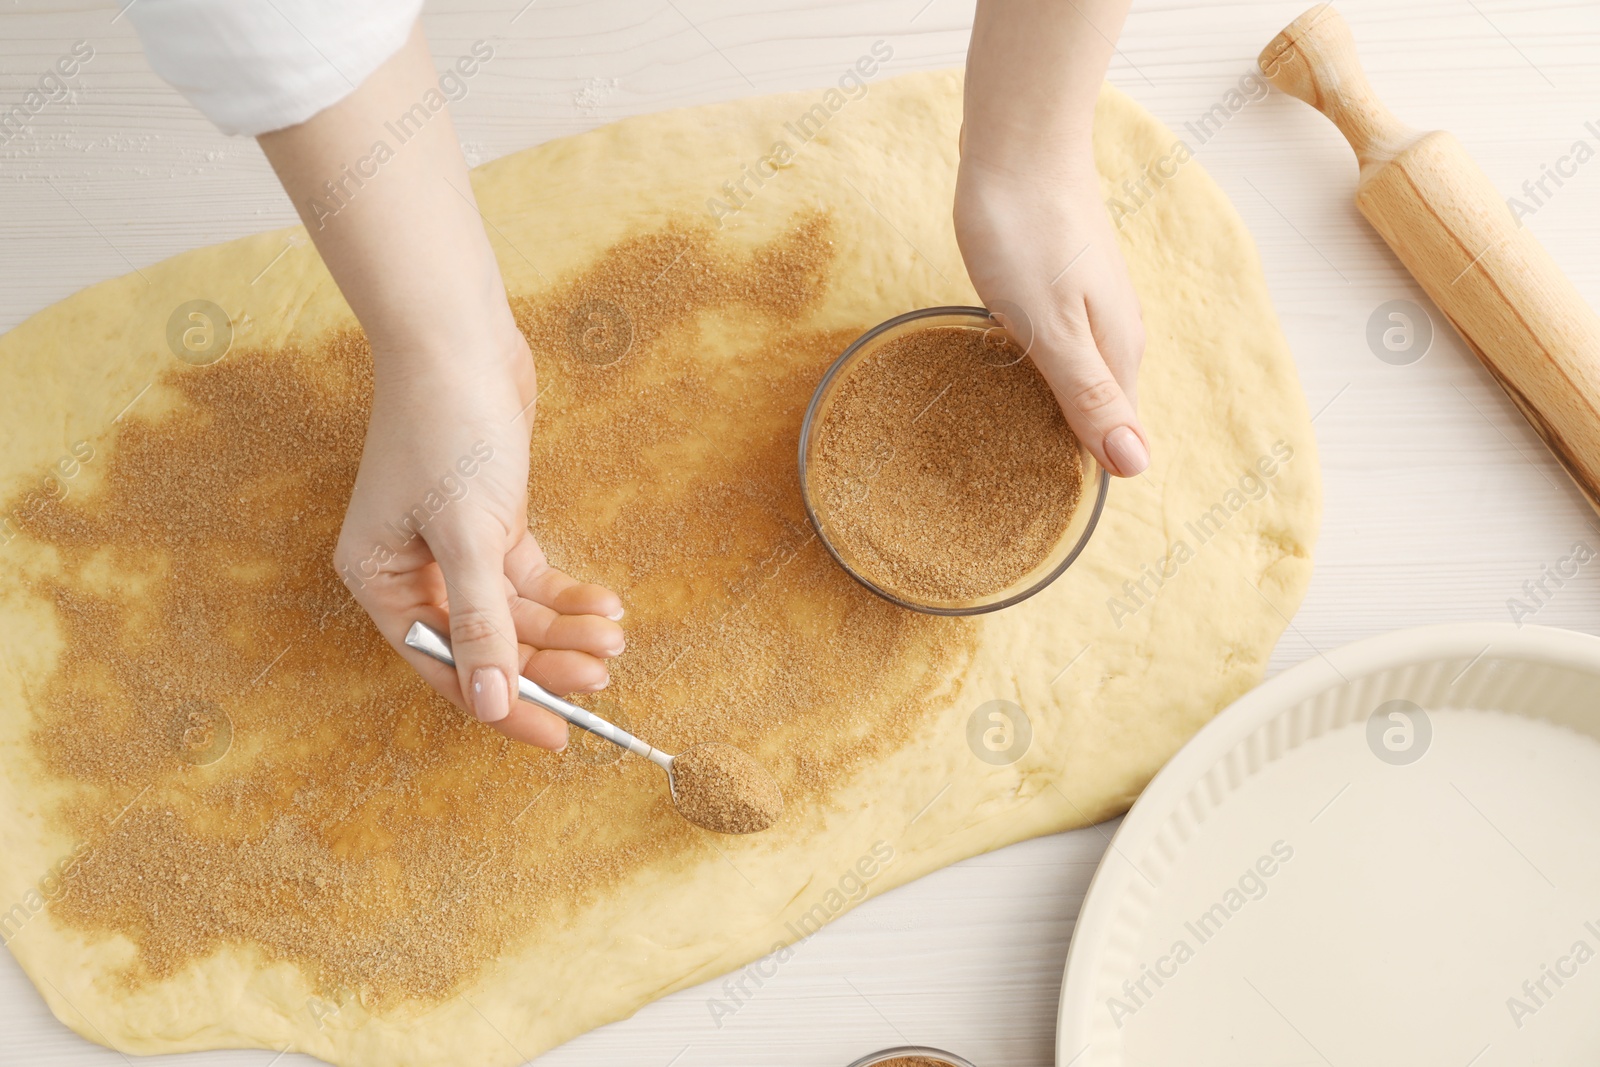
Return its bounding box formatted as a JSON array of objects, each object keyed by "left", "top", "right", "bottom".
[
  {"left": 872, "top": 1056, "right": 963, "bottom": 1067},
  {"left": 670, "top": 743, "right": 784, "bottom": 834},
  {"left": 12, "top": 212, "right": 978, "bottom": 1008},
  {"left": 810, "top": 324, "right": 1083, "bottom": 604}
]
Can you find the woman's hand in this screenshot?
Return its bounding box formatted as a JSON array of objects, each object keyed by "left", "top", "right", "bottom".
[
  {"left": 957, "top": 0, "right": 1147, "bottom": 477},
  {"left": 333, "top": 329, "right": 623, "bottom": 750},
  {"left": 954, "top": 154, "right": 1149, "bottom": 476},
  {"left": 259, "top": 25, "right": 622, "bottom": 748}
]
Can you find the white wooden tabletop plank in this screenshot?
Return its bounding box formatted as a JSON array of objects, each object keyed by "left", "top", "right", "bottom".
[{"left": 4, "top": 0, "right": 1600, "bottom": 1063}]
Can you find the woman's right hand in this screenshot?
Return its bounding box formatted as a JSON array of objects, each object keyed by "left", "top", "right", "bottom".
[
  {"left": 257, "top": 25, "right": 624, "bottom": 750},
  {"left": 334, "top": 328, "right": 625, "bottom": 751}
]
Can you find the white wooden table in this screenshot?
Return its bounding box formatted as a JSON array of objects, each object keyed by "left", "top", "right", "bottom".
[{"left": 4, "top": 1, "right": 1599, "bottom": 1063}]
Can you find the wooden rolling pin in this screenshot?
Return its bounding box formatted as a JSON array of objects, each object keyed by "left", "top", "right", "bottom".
[{"left": 1259, "top": 5, "right": 1600, "bottom": 513}]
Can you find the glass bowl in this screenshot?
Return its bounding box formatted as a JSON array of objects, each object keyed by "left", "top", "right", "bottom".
[
  {"left": 798, "top": 305, "right": 1109, "bottom": 616},
  {"left": 844, "top": 1047, "right": 978, "bottom": 1067}
]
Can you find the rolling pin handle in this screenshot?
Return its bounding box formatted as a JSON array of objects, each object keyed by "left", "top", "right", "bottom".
[{"left": 1258, "top": 4, "right": 1419, "bottom": 170}]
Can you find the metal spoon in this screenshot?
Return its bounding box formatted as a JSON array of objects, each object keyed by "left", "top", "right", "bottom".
[
  {"left": 403, "top": 620, "right": 672, "bottom": 769},
  {"left": 403, "top": 621, "right": 783, "bottom": 834}
]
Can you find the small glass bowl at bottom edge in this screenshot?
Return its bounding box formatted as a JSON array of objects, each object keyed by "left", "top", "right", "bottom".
[{"left": 844, "top": 1045, "right": 980, "bottom": 1067}]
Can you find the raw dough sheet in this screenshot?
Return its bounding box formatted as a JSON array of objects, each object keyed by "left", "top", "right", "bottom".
[{"left": 0, "top": 70, "right": 1318, "bottom": 1065}]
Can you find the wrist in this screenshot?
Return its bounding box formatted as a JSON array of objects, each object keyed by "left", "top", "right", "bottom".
[
  {"left": 372, "top": 323, "right": 535, "bottom": 405},
  {"left": 959, "top": 124, "right": 1099, "bottom": 189},
  {"left": 367, "top": 287, "right": 528, "bottom": 373}
]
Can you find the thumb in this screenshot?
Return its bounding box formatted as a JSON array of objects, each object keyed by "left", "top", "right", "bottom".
[
  {"left": 431, "top": 529, "right": 520, "bottom": 725},
  {"left": 1030, "top": 329, "right": 1150, "bottom": 479},
  {"left": 985, "top": 299, "right": 1152, "bottom": 476}
]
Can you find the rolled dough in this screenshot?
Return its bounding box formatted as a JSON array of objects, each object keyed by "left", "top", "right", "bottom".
[{"left": 0, "top": 70, "right": 1319, "bottom": 1065}]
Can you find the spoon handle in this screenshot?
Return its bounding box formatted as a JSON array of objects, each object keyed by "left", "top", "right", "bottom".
[{"left": 403, "top": 621, "right": 673, "bottom": 770}]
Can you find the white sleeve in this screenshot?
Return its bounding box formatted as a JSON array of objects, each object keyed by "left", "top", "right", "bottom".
[{"left": 127, "top": 0, "right": 425, "bottom": 136}]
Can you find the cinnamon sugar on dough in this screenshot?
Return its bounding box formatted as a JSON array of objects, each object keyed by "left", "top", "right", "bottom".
[{"left": 17, "top": 213, "right": 975, "bottom": 1005}]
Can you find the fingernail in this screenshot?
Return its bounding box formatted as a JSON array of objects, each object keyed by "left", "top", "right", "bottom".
[
  {"left": 1104, "top": 426, "right": 1150, "bottom": 477},
  {"left": 606, "top": 636, "right": 626, "bottom": 657},
  {"left": 471, "top": 667, "right": 510, "bottom": 723},
  {"left": 606, "top": 607, "right": 624, "bottom": 621},
  {"left": 585, "top": 676, "right": 610, "bottom": 692}
]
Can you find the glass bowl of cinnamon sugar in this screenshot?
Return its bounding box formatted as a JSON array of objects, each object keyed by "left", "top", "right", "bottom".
[
  {"left": 799, "top": 306, "right": 1109, "bottom": 616},
  {"left": 844, "top": 1047, "right": 978, "bottom": 1067}
]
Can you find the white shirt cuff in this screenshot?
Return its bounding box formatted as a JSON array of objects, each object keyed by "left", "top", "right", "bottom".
[{"left": 129, "top": 0, "right": 425, "bottom": 136}]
